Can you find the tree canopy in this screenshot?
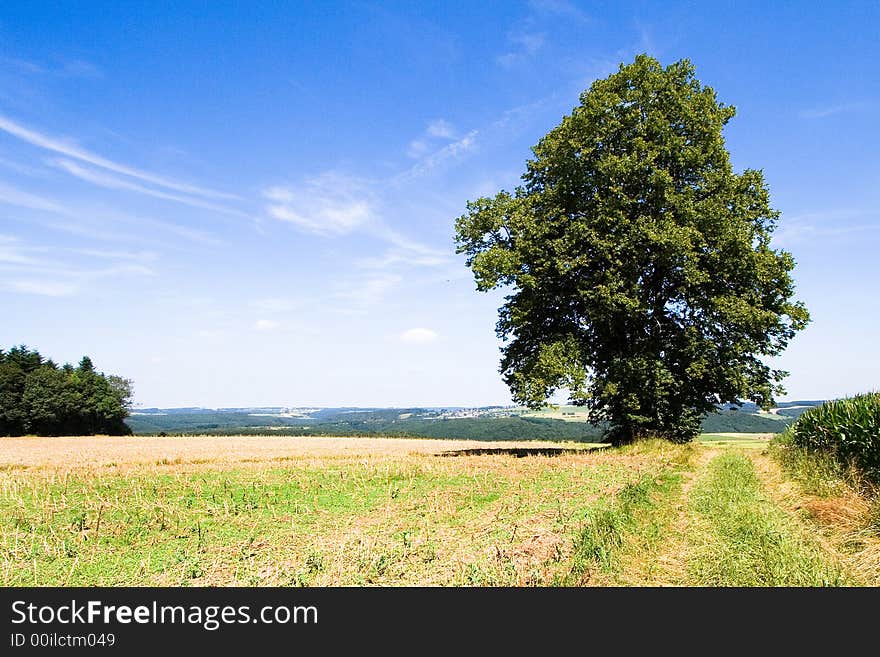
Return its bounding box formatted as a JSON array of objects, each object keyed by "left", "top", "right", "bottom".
[
  {"left": 0, "top": 345, "right": 133, "bottom": 436},
  {"left": 454, "top": 55, "right": 809, "bottom": 444}
]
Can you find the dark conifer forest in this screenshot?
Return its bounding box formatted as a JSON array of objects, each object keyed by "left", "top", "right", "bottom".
[{"left": 0, "top": 345, "right": 132, "bottom": 436}]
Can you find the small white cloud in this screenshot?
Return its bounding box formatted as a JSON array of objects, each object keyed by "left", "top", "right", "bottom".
[
  {"left": 400, "top": 327, "right": 439, "bottom": 344},
  {"left": 426, "top": 119, "right": 456, "bottom": 139},
  {"left": 254, "top": 319, "right": 280, "bottom": 331},
  {"left": 401, "top": 130, "right": 478, "bottom": 179},
  {"left": 264, "top": 172, "right": 374, "bottom": 236}
]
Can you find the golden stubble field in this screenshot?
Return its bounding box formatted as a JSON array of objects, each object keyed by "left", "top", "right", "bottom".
[
  {"left": 2, "top": 434, "right": 663, "bottom": 587},
  {"left": 5, "top": 434, "right": 872, "bottom": 587},
  {"left": 0, "top": 434, "right": 604, "bottom": 469}
]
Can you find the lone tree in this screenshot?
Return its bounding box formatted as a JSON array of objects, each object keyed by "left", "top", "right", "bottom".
[{"left": 455, "top": 55, "right": 809, "bottom": 444}]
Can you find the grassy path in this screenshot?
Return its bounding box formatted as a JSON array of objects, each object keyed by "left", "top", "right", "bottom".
[{"left": 573, "top": 446, "right": 859, "bottom": 586}]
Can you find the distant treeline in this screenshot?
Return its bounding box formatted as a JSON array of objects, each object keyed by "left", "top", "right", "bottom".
[
  {"left": 0, "top": 346, "right": 133, "bottom": 436},
  {"left": 129, "top": 407, "right": 793, "bottom": 440},
  {"left": 142, "top": 417, "right": 607, "bottom": 441}
]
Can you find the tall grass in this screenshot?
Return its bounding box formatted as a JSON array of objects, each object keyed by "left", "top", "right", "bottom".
[
  {"left": 556, "top": 439, "right": 693, "bottom": 585},
  {"left": 686, "top": 451, "right": 851, "bottom": 586}
]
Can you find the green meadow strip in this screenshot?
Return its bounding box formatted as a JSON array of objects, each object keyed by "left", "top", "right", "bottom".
[
  {"left": 685, "top": 451, "right": 851, "bottom": 586},
  {"left": 555, "top": 442, "right": 693, "bottom": 586}
]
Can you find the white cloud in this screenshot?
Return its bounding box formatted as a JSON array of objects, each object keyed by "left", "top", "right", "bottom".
[
  {"left": 0, "top": 181, "right": 66, "bottom": 213},
  {"left": 196, "top": 329, "right": 226, "bottom": 340},
  {"left": 426, "top": 119, "right": 457, "bottom": 139},
  {"left": 254, "top": 319, "right": 280, "bottom": 331},
  {"left": 799, "top": 101, "right": 876, "bottom": 119},
  {"left": 334, "top": 273, "right": 402, "bottom": 309},
  {"left": 773, "top": 209, "right": 878, "bottom": 247},
  {"left": 529, "top": 0, "right": 591, "bottom": 22},
  {"left": 497, "top": 32, "right": 545, "bottom": 68},
  {"left": 264, "top": 172, "right": 375, "bottom": 236},
  {"left": 70, "top": 247, "right": 159, "bottom": 262},
  {"left": 6, "top": 279, "right": 78, "bottom": 296},
  {"left": 357, "top": 249, "right": 449, "bottom": 270},
  {"left": 51, "top": 159, "right": 248, "bottom": 218},
  {"left": 0, "top": 235, "right": 45, "bottom": 265},
  {"left": 250, "top": 298, "right": 302, "bottom": 312},
  {"left": 407, "top": 119, "right": 462, "bottom": 160},
  {"left": 407, "top": 139, "right": 429, "bottom": 159},
  {"left": 400, "top": 130, "right": 479, "bottom": 179},
  {"left": 400, "top": 327, "right": 439, "bottom": 344},
  {"left": 0, "top": 114, "right": 238, "bottom": 200}
]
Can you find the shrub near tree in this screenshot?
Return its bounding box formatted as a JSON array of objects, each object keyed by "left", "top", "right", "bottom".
[
  {"left": 0, "top": 346, "right": 133, "bottom": 436},
  {"left": 455, "top": 55, "right": 809, "bottom": 444}
]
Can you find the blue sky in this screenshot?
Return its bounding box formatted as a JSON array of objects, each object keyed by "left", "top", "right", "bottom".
[{"left": 1, "top": 1, "right": 878, "bottom": 408}]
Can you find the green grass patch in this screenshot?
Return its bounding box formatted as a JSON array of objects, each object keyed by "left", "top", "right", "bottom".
[
  {"left": 685, "top": 451, "right": 851, "bottom": 586},
  {"left": 769, "top": 431, "right": 854, "bottom": 498},
  {"left": 555, "top": 440, "right": 693, "bottom": 585}
]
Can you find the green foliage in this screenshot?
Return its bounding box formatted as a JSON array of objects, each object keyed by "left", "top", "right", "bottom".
[
  {"left": 454, "top": 55, "right": 808, "bottom": 444},
  {"left": 0, "top": 345, "right": 133, "bottom": 436},
  {"left": 700, "top": 409, "right": 791, "bottom": 433},
  {"left": 789, "top": 393, "right": 880, "bottom": 483}
]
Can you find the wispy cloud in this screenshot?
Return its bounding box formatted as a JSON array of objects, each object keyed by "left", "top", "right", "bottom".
[
  {"left": 250, "top": 297, "right": 303, "bottom": 313},
  {"left": 1, "top": 56, "right": 103, "bottom": 79},
  {"left": 334, "top": 273, "right": 402, "bottom": 309},
  {"left": 0, "top": 180, "right": 66, "bottom": 213},
  {"left": 357, "top": 249, "right": 449, "bottom": 270},
  {"left": 400, "top": 130, "right": 478, "bottom": 179},
  {"left": 400, "top": 327, "right": 439, "bottom": 344},
  {"left": 497, "top": 32, "right": 545, "bottom": 68},
  {"left": 0, "top": 235, "right": 45, "bottom": 265},
  {"left": 0, "top": 114, "right": 238, "bottom": 200},
  {"left": 800, "top": 101, "right": 876, "bottom": 119},
  {"left": 264, "top": 170, "right": 446, "bottom": 275},
  {"left": 254, "top": 319, "right": 280, "bottom": 331},
  {"left": 59, "top": 59, "right": 103, "bottom": 79},
  {"left": 0, "top": 234, "right": 156, "bottom": 297},
  {"left": 774, "top": 209, "right": 879, "bottom": 246},
  {"left": 407, "top": 118, "right": 462, "bottom": 160},
  {"left": 50, "top": 158, "right": 249, "bottom": 218},
  {"left": 406, "top": 139, "right": 430, "bottom": 159},
  {"left": 528, "top": 0, "right": 591, "bottom": 22},
  {"left": 5, "top": 279, "right": 79, "bottom": 296},
  {"left": 264, "top": 172, "right": 374, "bottom": 236},
  {"left": 69, "top": 247, "right": 159, "bottom": 262},
  {"left": 426, "top": 119, "right": 457, "bottom": 139},
  {"left": 0, "top": 179, "right": 220, "bottom": 246}
]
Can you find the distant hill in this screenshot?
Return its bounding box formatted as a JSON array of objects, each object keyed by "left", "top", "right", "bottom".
[{"left": 125, "top": 402, "right": 822, "bottom": 440}]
